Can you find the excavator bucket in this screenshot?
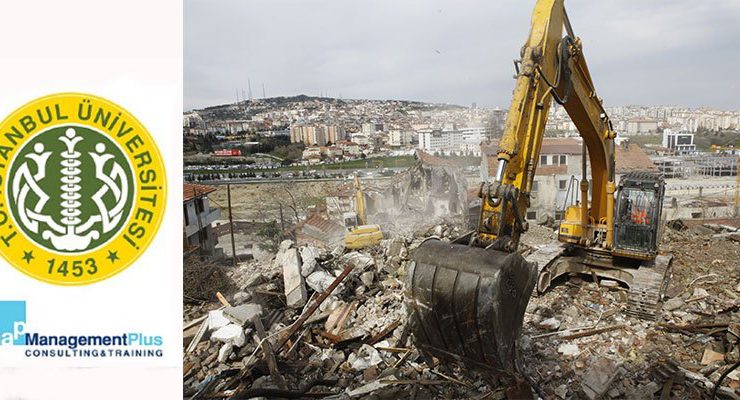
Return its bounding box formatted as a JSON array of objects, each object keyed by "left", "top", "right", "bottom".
[{"left": 405, "top": 238, "right": 537, "bottom": 373}]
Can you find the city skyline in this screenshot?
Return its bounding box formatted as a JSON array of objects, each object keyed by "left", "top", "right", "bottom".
[{"left": 185, "top": 0, "right": 740, "bottom": 111}]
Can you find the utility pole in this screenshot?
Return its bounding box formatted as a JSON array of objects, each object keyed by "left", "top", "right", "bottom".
[
  {"left": 227, "top": 184, "right": 237, "bottom": 267},
  {"left": 279, "top": 203, "right": 285, "bottom": 232},
  {"left": 262, "top": 83, "right": 266, "bottom": 99}
]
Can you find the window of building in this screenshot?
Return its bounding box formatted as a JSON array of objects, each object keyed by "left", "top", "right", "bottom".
[
  {"left": 526, "top": 211, "right": 537, "bottom": 220},
  {"left": 540, "top": 155, "right": 548, "bottom": 166},
  {"left": 531, "top": 181, "right": 539, "bottom": 192},
  {"left": 559, "top": 155, "right": 567, "bottom": 165},
  {"left": 559, "top": 180, "right": 568, "bottom": 190},
  {"left": 184, "top": 205, "right": 190, "bottom": 226},
  {"left": 195, "top": 198, "right": 205, "bottom": 214},
  {"left": 552, "top": 155, "right": 559, "bottom": 165}
]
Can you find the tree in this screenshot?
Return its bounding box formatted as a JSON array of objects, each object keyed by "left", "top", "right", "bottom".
[{"left": 257, "top": 220, "right": 283, "bottom": 253}]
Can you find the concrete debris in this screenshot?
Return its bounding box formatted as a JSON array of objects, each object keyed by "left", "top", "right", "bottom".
[
  {"left": 663, "top": 296, "right": 684, "bottom": 311},
  {"left": 299, "top": 246, "right": 321, "bottom": 277},
  {"left": 183, "top": 217, "right": 740, "bottom": 400},
  {"left": 279, "top": 247, "right": 307, "bottom": 308},
  {"left": 346, "top": 377, "right": 397, "bottom": 397},
  {"left": 538, "top": 317, "right": 561, "bottom": 331},
  {"left": 360, "top": 271, "right": 375, "bottom": 287},
  {"left": 341, "top": 251, "right": 375, "bottom": 270},
  {"left": 628, "top": 381, "right": 661, "bottom": 400},
  {"left": 217, "top": 343, "right": 233, "bottom": 363},
  {"left": 306, "top": 270, "right": 336, "bottom": 293},
  {"left": 557, "top": 343, "right": 580, "bottom": 356},
  {"left": 553, "top": 384, "right": 568, "bottom": 399},
  {"left": 231, "top": 291, "right": 251, "bottom": 305},
  {"left": 580, "top": 358, "right": 620, "bottom": 400},
  {"left": 211, "top": 324, "right": 246, "bottom": 347},
  {"left": 223, "top": 303, "right": 262, "bottom": 327},
  {"left": 241, "top": 273, "right": 265, "bottom": 289},
  {"left": 207, "top": 310, "right": 230, "bottom": 331},
  {"left": 347, "top": 344, "right": 383, "bottom": 371}
]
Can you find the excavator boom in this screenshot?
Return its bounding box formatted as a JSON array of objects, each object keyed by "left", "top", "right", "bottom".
[{"left": 406, "top": 0, "right": 671, "bottom": 382}]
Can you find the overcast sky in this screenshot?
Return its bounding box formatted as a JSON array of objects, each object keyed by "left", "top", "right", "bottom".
[{"left": 185, "top": 0, "right": 740, "bottom": 111}]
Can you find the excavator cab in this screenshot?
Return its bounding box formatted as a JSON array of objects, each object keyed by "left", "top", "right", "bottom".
[{"left": 612, "top": 172, "right": 665, "bottom": 259}]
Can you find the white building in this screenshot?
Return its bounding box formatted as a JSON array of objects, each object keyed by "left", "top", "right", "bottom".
[
  {"left": 662, "top": 129, "right": 696, "bottom": 155},
  {"left": 626, "top": 118, "right": 659, "bottom": 135},
  {"left": 417, "top": 128, "right": 464, "bottom": 154},
  {"left": 388, "top": 130, "right": 415, "bottom": 146}
]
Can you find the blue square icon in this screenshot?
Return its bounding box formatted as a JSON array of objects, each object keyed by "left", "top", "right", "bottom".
[{"left": 0, "top": 301, "right": 26, "bottom": 345}]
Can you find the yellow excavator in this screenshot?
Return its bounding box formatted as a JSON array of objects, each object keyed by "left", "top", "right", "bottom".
[
  {"left": 406, "top": 0, "right": 672, "bottom": 379},
  {"left": 344, "top": 176, "right": 383, "bottom": 249}
]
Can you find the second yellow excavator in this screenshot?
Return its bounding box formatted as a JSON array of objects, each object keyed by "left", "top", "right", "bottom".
[
  {"left": 406, "top": 0, "right": 672, "bottom": 378},
  {"left": 344, "top": 176, "right": 383, "bottom": 249}
]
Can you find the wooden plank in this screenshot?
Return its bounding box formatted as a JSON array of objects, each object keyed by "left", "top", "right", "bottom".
[
  {"left": 216, "top": 291, "right": 232, "bottom": 307},
  {"left": 185, "top": 319, "right": 208, "bottom": 354},
  {"left": 252, "top": 315, "right": 286, "bottom": 390}
]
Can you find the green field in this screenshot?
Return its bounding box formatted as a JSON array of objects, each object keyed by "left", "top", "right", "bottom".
[
  {"left": 186, "top": 154, "right": 482, "bottom": 175},
  {"left": 186, "top": 155, "right": 417, "bottom": 175}
]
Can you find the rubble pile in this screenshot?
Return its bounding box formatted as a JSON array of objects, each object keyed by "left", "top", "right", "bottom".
[
  {"left": 184, "top": 221, "right": 739, "bottom": 399},
  {"left": 184, "top": 255, "right": 237, "bottom": 302},
  {"left": 520, "top": 222, "right": 740, "bottom": 399}
]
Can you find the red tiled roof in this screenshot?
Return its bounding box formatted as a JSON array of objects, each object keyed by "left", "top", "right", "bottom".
[
  {"left": 540, "top": 138, "right": 582, "bottom": 155},
  {"left": 184, "top": 183, "right": 217, "bottom": 202},
  {"left": 301, "top": 214, "right": 345, "bottom": 237}
]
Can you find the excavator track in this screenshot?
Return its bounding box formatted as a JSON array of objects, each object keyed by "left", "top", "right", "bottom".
[{"left": 625, "top": 254, "right": 673, "bottom": 320}]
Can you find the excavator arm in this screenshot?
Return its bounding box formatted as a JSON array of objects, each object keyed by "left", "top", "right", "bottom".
[
  {"left": 405, "top": 0, "right": 625, "bottom": 381},
  {"left": 479, "top": 0, "right": 616, "bottom": 251}
]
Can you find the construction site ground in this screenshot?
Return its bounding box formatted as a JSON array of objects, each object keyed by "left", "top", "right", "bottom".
[{"left": 183, "top": 214, "right": 740, "bottom": 399}]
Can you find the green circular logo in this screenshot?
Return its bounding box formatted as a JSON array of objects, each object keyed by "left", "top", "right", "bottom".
[{"left": 8, "top": 125, "right": 135, "bottom": 253}]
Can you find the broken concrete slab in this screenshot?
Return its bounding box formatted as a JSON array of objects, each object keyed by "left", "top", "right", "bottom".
[
  {"left": 538, "top": 317, "right": 561, "bottom": 331},
  {"left": 306, "top": 270, "right": 335, "bottom": 293},
  {"left": 211, "top": 324, "right": 246, "bottom": 347},
  {"left": 280, "top": 248, "right": 307, "bottom": 308},
  {"left": 231, "top": 291, "right": 251, "bottom": 305},
  {"left": 341, "top": 251, "right": 374, "bottom": 270},
  {"left": 558, "top": 343, "right": 579, "bottom": 356},
  {"left": 278, "top": 239, "right": 294, "bottom": 252},
  {"left": 300, "top": 246, "right": 321, "bottom": 277},
  {"left": 360, "top": 271, "right": 375, "bottom": 287},
  {"left": 628, "top": 381, "right": 660, "bottom": 400},
  {"left": 554, "top": 384, "right": 568, "bottom": 399},
  {"left": 241, "top": 273, "right": 266, "bottom": 289},
  {"left": 217, "top": 343, "right": 233, "bottom": 363},
  {"left": 208, "top": 310, "right": 230, "bottom": 331},
  {"left": 663, "top": 297, "right": 684, "bottom": 311},
  {"left": 347, "top": 344, "right": 383, "bottom": 371},
  {"left": 580, "top": 358, "right": 620, "bottom": 400},
  {"left": 223, "top": 303, "right": 262, "bottom": 327},
  {"left": 346, "top": 377, "right": 397, "bottom": 397}
]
